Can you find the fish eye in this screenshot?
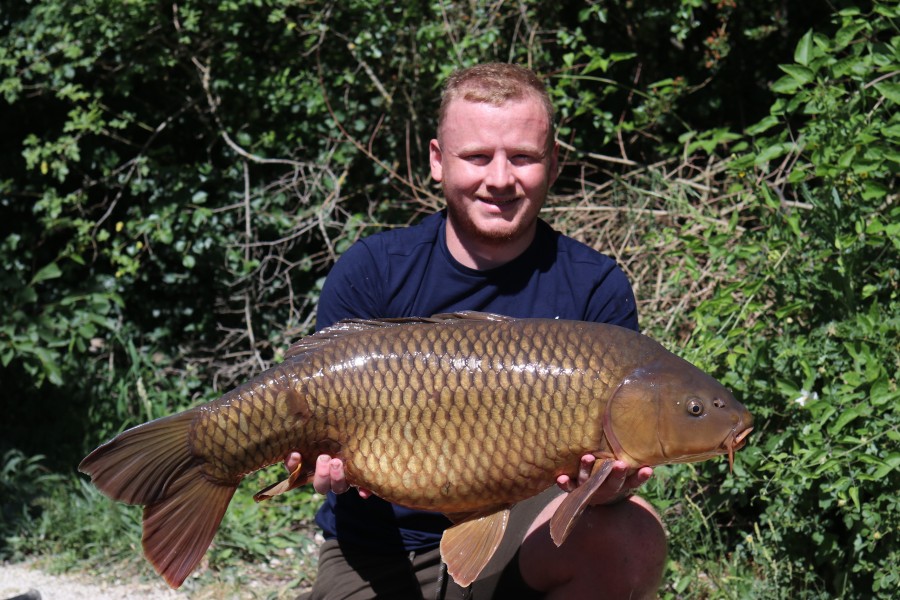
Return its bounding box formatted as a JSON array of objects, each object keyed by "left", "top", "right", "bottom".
[{"left": 686, "top": 399, "right": 704, "bottom": 416}]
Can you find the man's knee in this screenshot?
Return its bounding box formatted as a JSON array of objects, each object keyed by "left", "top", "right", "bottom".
[{"left": 519, "top": 496, "right": 667, "bottom": 599}]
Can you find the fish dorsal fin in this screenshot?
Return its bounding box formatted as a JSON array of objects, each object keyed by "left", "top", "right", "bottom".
[
  {"left": 284, "top": 320, "right": 397, "bottom": 358},
  {"left": 284, "top": 311, "right": 513, "bottom": 359},
  {"left": 440, "top": 508, "right": 511, "bottom": 587},
  {"left": 428, "top": 311, "right": 514, "bottom": 322},
  {"left": 549, "top": 458, "right": 614, "bottom": 546}
]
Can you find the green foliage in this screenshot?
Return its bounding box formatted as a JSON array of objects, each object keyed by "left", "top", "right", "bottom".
[
  {"left": 646, "top": 3, "right": 899, "bottom": 598},
  {"left": 0, "top": 450, "right": 65, "bottom": 558}
]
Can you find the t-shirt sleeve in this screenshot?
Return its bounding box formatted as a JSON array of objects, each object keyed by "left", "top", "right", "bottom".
[
  {"left": 586, "top": 265, "right": 639, "bottom": 332},
  {"left": 314, "top": 241, "right": 384, "bottom": 330}
]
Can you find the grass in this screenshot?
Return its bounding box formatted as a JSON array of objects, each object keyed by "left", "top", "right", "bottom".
[{"left": 1, "top": 450, "right": 322, "bottom": 599}]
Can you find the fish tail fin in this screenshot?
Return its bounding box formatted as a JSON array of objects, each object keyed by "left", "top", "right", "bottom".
[
  {"left": 79, "top": 410, "right": 238, "bottom": 588},
  {"left": 142, "top": 468, "right": 236, "bottom": 587}
]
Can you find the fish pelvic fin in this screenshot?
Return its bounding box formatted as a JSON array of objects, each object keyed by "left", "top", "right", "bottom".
[
  {"left": 549, "top": 458, "right": 614, "bottom": 546},
  {"left": 254, "top": 459, "right": 310, "bottom": 502},
  {"left": 79, "top": 409, "right": 238, "bottom": 588},
  {"left": 440, "top": 508, "right": 510, "bottom": 587}
]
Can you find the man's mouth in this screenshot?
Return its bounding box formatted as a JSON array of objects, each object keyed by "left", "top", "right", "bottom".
[{"left": 477, "top": 196, "right": 520, "bottom": 208}]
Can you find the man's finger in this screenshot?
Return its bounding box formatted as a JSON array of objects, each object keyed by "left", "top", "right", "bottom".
[
  {"left": 313, "top": 454, "right": 333, "bottom": 494},
  {"left": 624, "top": 466, "right": 653, "bottom": 491},
  {"left": 577, "top": 455, "right": 596, "bottom": 486},
  {"left": 284, "top": 451, "right": 302, "bottom": 472},
  {"left": 555, "top": 473, "right": 575, "bottom": 493},
  {"left": 329, "top": 458, "right": 349, "bottom": 494}
]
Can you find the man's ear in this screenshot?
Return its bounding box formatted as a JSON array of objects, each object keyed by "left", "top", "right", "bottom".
[
  {"left": 548, "top": 140, "right": 560, "bottom": 187},
  {"left": 429, "top": 139, "right": 444, "bottom": 182}
]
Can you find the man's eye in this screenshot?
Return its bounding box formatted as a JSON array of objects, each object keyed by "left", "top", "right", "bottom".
[
  {"left": 465, "top": 154, "right": 490, "bottom": 164},
  {"left": 511, "top": 154, "right": 538, "bottom": 165}
]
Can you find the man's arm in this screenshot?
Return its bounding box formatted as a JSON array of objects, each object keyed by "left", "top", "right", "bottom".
[
  {"left": 315, "top": 240, "right": 384, "bottom": 330},
  {"left": 586, "top": 264, "right": 640, "bottom": 332}
]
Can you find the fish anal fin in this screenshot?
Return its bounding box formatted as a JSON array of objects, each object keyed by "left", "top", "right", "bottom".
[
  {"left": 549, "top": 458, "right": 614, "bottom": 546},
  {"left": 253, "top": 460, "right": 310, "bottom": 502},
  {"left": 440, "top": 508, "right": 510, "bottom": 587},
  {"left": 142, "top": 466, "right": 237, "bottom": 588}
]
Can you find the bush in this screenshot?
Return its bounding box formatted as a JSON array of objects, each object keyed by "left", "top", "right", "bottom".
[{"left": 647, "top": 3, "right": 899, "bottom": 597}]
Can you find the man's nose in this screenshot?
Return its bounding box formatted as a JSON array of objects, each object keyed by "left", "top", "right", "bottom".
[{"left": 484, "top": 156, "right": 514, "bottom": 188}]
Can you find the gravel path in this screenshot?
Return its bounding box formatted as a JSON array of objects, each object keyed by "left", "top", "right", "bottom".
[{"left": 0, "top": 561, "right": 186, "bottom": 600}]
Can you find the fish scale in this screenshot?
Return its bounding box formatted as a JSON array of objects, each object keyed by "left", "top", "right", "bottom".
[{"left": 79, "top": 312, "right": 752, "bottom": 589}]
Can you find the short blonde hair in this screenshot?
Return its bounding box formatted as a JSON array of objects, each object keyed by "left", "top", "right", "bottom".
[{"left": 437, "top": 63, "right": 556, "bottom": 144}]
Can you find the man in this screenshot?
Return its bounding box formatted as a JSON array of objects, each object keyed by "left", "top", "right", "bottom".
[{"left": 290, "top": 63, "right": 667, "bottom": 599}]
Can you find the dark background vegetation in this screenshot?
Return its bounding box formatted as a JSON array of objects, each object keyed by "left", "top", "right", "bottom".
[{"left": 1, "top": 1, "right": 897, "bottom": 597}]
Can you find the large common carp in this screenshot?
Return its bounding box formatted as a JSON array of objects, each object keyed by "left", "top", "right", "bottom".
[{"left": 80, "top": 312, "right": 753, "bottom": 588}]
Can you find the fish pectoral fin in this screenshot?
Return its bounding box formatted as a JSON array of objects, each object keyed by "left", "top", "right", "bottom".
[
  {"left": 549, "top": 458, "right": 615, "bottom": 546},
  {"left": 440, "top": 508, "right": 510, "bottom": 587},
  {"left": 253, "top": 461, "right": 309, "bottom": 502}
]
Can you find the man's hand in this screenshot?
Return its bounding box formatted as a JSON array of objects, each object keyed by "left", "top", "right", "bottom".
[
  {"left": 284, "top": 452, "right": 372, "bottom": 498},
  {"left": 555, "top": 455, "right": 652, "bottom": 505}
]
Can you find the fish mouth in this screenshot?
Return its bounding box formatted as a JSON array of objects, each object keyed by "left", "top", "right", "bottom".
[{"left": 724, "top": 426, "right": 754, "bottom": 472}]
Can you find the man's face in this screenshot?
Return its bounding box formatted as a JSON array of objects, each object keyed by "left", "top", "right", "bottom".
[{"left": 430, "top": 95, "right": 558, "bottom": 248}]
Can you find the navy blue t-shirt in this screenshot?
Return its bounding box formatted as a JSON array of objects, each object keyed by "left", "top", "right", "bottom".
[{"left": 313, "top": 210, "right": 638, "bottom": 552}]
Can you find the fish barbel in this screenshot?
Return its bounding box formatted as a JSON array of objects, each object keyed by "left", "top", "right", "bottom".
[{"left": 79, "top": 312, "right": 753, "bottom": 588}]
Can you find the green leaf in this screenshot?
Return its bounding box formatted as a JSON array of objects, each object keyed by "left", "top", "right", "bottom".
[
  {"left": 862, "top": 180, "right": 888, "bottom": 200},
  {"left": 829, "top": 407, "right": 862, "bottom": 435},
  {"left": 746, "top": 115, "right": 780, "bottom": 136},
  {"left": 871, "top": 453, "right": 900, "bottom": 479},
  {"left": 848, "top": 485, "right": 860, "bottom": 511},
  {"left": 779, "top": 64, "right": 814, "bottom": 84},
  {"left": 834, "top": 22, "right": 866, "bottom": 50},
  {"left": 771, "top": 74, "right": 803, "bottom": 94},
  {"left": 838, "top": 146, "right": 857, "bottom": 168},
  {"left": 794, "top": 30, "right": 814, "bottom": 66},
  {"left": 873, "top": 82, "right": 900, "bottom": 105},
  {"left": 755, "top": 142, "right": 793, "bottom": 166},
  {"left": 30, "top": 262, "right": 62, "bottom": 285}
]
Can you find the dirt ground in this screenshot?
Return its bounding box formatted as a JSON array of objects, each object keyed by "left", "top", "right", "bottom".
[
  {"left": 0, "top": 560, "right": 185, "bottom": 600},
  {"left": 0, "top": 559, "right": 310, "bottom": 600}
]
